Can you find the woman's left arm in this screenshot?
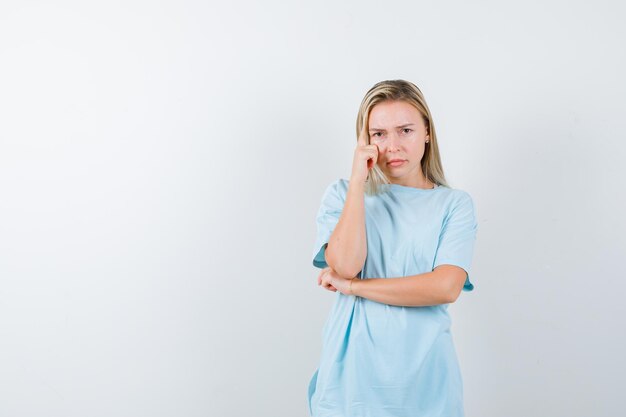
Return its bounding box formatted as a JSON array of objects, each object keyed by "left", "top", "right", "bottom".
[{"left": 326, "top": 265, "right": 467, "bottom": 307}]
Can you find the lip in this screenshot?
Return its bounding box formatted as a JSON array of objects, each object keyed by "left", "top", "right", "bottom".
[{"left": 387, "top": 159, "right": 407, "bottom": 166}]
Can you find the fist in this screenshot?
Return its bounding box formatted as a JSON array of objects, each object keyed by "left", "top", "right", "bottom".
[
  {"left": 350, "top": 123, "right": 379, "bottom": 184},
  {"left": 317, "top": 267, "right": 357, "bottom": 296}
]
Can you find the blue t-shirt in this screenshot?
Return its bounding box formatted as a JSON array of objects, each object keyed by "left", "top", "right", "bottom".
[{"left": 308, "top": 178, "right": 478, "bottom": 417}]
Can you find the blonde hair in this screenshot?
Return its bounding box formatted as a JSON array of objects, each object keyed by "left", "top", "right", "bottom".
[{"left": 356, "top": 79, "right": 450, "bottom": 195}]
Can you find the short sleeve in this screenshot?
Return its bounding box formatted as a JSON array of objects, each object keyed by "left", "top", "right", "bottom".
[
  {"left": 432, "top": 191, "right": 478, "bottom": 291},
  {"left": 311, "top": 180, "right": 345, "bottom": 269}
]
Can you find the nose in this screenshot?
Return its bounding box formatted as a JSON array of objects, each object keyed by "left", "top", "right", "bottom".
[{"left": 386, "top": 132, "right": 402, "bottom": 151}]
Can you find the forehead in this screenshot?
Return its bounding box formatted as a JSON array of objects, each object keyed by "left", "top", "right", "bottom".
[{"left": 369, "top": 100, "right": 422, "bottom": 126}]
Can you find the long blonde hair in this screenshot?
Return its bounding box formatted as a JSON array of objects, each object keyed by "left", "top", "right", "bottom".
[{"left": 356, "top": 80, "right": 450, "bottom": 195}]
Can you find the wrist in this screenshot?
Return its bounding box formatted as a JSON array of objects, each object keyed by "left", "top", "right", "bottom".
[
  {"left": 348, "top": 175, "right": 367, "bottom": 187},
  {"left": 350, "top": 277, "right": 359, "bottom": 296},
  {"left": 347, "top": 180, "right": 366, "bottom": 195}
]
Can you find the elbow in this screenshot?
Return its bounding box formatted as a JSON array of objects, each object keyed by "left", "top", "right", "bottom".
[
  {"left": 446, "top": 290, "right": 460, "bottom": 304},
  {"left": 324, "top": 246, "right": 364, "bottom": 279},
  {"left": 327, "top": 258, "right": 361, "bottom": 279},
  {"left": 445, "top": 282, "right": 464, "bottom": 304},
  {"left": 336, "top": 265, "right": 362, "bottom": 279},
  {"left": 433, "top": 266, "right": 467, "bottom": 304}
]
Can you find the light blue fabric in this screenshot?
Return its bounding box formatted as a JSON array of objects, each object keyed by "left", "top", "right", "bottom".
[{"left": 308, "top": 178, "right": 478, "bottom": 417}]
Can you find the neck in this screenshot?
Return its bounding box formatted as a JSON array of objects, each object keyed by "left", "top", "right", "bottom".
[{"left": 391, "top": 174, "right": 434, "bottom": 189}]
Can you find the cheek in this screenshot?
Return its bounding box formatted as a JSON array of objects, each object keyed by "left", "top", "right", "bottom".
[
  {"left": 406, "top": 143, "right": 423, "bottom": 156},
  {"left": 411, "top": 138, "right": 425, "bottom": 148}
]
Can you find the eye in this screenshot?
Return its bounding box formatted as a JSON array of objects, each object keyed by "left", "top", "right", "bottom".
[
  {"left": 371, "top": 132, "right": 383, "bottom": 137},
  {"left": 402, "top": 128, "right": 412, "bottom": 134}
]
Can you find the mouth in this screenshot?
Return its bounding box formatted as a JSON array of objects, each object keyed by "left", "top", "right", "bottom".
[{"left": 387, "top": 159, "right": 407, "bottom": 167}]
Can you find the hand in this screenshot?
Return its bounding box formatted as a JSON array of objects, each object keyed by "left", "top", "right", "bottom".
[
  {"left": 350, "top": 122, "right": 379, "bottom": 184},
  {"left": 318, "top": 267, "right": 357, "bottom": 296},
  {"left": 317, "top": 267, "right": 337, "bottom": 292}
]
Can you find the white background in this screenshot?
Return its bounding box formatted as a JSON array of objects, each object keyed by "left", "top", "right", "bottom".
[{"left": 1, "top": 1, "right": 625, "bottom": 416}]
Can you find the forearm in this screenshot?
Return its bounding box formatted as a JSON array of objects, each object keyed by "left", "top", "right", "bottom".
[
  {"left": 351, "top": 270, "right": 452, "bottom": 307},
  {"left": 325, "top": 181, "right": 367, "bottom": 278}
]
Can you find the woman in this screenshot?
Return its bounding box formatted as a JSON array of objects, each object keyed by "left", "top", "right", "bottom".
[{"left": 308, "top": 79, "right": 478, "bottom": 417}]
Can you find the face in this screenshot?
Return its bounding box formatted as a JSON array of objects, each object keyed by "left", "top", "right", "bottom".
[{"left": 368, "top": 100, "right": 430, "bottom": 183}]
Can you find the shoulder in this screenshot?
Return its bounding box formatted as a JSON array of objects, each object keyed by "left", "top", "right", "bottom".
[
  {"left": 437, "top": 186, "right": 473, "bottom": 202},
  {"left": 449, "top": 188, "right": 474, "bottom": 204},
  {"left": 322, "top": 178, "right": 350, "bottom": 200},
  {"left": 436, "top": 187, "right": 475, "bottom": 215},
  {"left": 316, "top": 178, "right": 350, "bottom": 210}
]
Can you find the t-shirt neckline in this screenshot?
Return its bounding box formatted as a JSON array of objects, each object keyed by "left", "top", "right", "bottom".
[{"left": 384, "top": 182, "right": 441, "bottom": 193}]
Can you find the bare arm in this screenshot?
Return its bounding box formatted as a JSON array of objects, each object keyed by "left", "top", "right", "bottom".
[
  {"left": 348, "top": 265, "right": 468, "bottom": 306},
  {"left": 323, "top": 122, "right": 377, "bottom": 279},
  {"left": 324, "top": 180, "right": 367, "bottom": 279}
]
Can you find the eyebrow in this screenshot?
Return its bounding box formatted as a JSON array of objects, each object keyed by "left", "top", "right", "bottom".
[{"left": 369, "top": 123, "right": 415, "bottom": 132}]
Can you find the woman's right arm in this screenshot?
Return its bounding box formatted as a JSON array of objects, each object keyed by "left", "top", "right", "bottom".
[
  {"left": 324, "top": 126, "right": 378, "bottom": 279},
  {"left": 324, "top": 180, "right": 367, "bottom": 278}
]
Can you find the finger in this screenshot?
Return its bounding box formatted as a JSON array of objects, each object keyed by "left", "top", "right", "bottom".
[
  {"left": 365, "top": 150, "right": 378, "bottom": 169},
  {"left": 318, "top": 267, "right": 329, "bottom": 283},
  {"left": 357, "top": 123, "right": 369, "bottom": 147},
  {"left": 365, "top": 145, "right": 379, "bottom": 160},
  {"left": 370, "top": 150, "right": 378, "bottom": 166},
  {"left": 363, "top": 147, "right": 377, "bottom": 159},
  {"left": 322, "top": 279, "right": 334, "bottom": 290}
]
